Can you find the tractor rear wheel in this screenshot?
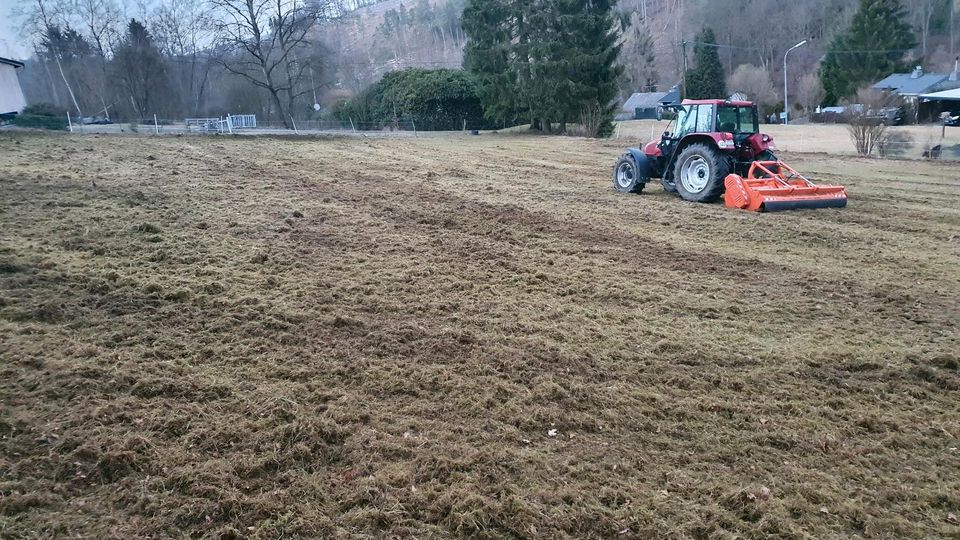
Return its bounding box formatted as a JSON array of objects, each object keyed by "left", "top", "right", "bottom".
[
  {"left": 673, "top": 143, "right": 729, "bottom": 203},
  {"left": 612, "top": 154, "right": 645, "bottom": 194}
]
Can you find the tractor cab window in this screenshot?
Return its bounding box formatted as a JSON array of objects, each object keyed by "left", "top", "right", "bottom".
[
  {"left": 716, "top": 106, "right": 759, "bottom": 134},
  {"left": 673, "top": 105, "right": 698, "bottom": 138},
  {"left": 695, "top": 104, "right": 715, "bottom": 132}
]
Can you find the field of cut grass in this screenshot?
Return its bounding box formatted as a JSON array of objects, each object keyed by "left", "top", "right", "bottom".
[
  {"left": 1, "top": 132, "right": 958, "bottom": 539},
  {"left": 616, "top": 119, "right": 960, "bottom": 159}
]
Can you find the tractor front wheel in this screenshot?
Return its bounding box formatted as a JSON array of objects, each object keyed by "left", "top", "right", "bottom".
[
  {"left": 612, "top": 154, "right": 645, "bottom": 194},
  {"left": 673, "top": 143, "right": 729, "bottom": 203}
]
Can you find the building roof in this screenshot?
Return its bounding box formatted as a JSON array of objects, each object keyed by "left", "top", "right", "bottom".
[
  {"left": 621, "top": 85, "right": 682, "bottom": 111},
  {"left": 623, "top": 91, "right": 669, "bottom": 111},
  {"left": 661, "top": 85, "right": 681, "bottom": 105},
  {"left": 682, "top": 99, "right": 754, "bottom": 107},
  {"left": 872, "top": 72, "right": 954, "bottom": 95},
  {"left": 920, "top": 88, "right": 960, "bottom": 101},
  {"left": 0, "top": 57, "right": 25, "bottom": 69}
]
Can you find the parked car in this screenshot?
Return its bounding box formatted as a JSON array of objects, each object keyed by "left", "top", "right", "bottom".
[
  {"left": 865, "top": 107, "right": 904, "bottom": 126},
  {"left": 81, "top": 116, "right": 113, "bottom": 125},
  {"left": 944, "top": 114, "right": 959, "bottom": 127}
]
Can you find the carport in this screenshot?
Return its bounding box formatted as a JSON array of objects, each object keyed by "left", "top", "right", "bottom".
[{"left": 919, "top": 88, "right": 960, "bottom": 120}]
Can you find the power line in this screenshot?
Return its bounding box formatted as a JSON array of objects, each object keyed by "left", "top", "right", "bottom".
[{"left": 688, "top": 40, "right": 915, "bottom": 55}]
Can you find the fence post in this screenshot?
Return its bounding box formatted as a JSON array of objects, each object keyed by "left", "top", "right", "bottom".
[
  {"left": 154, "top": 114, "right": 159, "bottom": 135},
  {"left": 411, "top": 118, "right": 417, "bottom": 137},
  {"left": 226, "top": 115, "right": 233, "bottom": 134},
  {"left": 463, "top": 118, "right": 466, "bottom": 132},
  {"left": 350, "top": 117, "right": 356, "bottom": 132},
  {"left": 67, "top": 112, "right": 73, "bottom": 133}
]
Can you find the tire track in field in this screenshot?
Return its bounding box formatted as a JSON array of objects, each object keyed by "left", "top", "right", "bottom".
[{"left": 285, "top": 166, "right": 958, "bottom": 331}]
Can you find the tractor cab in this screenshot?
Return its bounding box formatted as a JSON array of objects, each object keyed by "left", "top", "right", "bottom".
[{"left": 648, "top": 100, "right": 766, "bottom": 161}]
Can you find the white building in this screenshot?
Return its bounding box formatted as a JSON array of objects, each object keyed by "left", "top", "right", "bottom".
[{"left": 0, "top": 57, "right": 26, "bottom": 115}]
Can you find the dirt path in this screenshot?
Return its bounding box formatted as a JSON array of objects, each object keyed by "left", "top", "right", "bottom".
[{"left": 1, "top": 132, "right": 958, "bottom": 538}]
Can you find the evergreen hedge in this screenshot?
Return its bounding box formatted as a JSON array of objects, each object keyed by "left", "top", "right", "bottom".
[{"left": 334, "top": 69, "right": 495, "bottom": 131}]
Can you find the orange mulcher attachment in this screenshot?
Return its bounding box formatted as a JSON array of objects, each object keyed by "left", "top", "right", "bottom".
[{"left": 724, "top": 161, "right": 847, "bottom": 212}]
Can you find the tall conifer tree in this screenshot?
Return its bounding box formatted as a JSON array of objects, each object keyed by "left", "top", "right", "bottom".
[
  {"left": 684, "top": 28, "right": 726, "bottom": 99},
  {"left": 820, "top": 0, "right": 916, "bottom": 103}
]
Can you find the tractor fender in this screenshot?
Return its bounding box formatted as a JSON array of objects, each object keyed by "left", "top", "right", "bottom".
[
  {"left": 624, "top": 147, "right": 659, "bottom": 180},
  {"left": 642, "top": 140, "right": 661, "bottom": 157},
  {"left": 676, "top": 133, "right": 731, "bottom": 152}
]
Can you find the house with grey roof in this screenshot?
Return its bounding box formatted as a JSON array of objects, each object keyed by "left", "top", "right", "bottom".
[
  {"left": 617, "top": 85, "right": 680, "bottom": 120},
  {"left": 872, "top": 65, "right": 960, "bottom": 97},
  {"left": 872, "top": 63, "right": 960, "bottom": 122},
  {"left": 0, "top": 56, "right": 27, "bottom": 116}
]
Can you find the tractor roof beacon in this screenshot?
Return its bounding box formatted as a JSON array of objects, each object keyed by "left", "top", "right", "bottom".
[{"left": 612, "top": 99, "right": 847, "bottom": 212}]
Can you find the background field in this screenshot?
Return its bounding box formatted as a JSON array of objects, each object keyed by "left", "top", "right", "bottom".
[
  {"left": 616, "top": 120, "right": 960, "bottom": 160},
  {"left": 1, "top": 132, "right": 958, "bottom": 538}
]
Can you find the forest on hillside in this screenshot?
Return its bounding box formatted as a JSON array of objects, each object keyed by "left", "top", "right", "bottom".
[{"left": 10, "top": 0, "right": 960, "bottom": 125}]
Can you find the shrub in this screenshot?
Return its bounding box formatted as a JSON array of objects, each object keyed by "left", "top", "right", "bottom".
[
  {"left": 13, "top": 114, "right": 68, "bottom": 131},
  {"left": 334, "top": 69, "right": 495, "bottom": 131},
  {"left": 847, "top": 89, "right": 897, "bottom": 156},
  {"left": 877, "top": 130, "right": 914, "bottom": 158},
  {"left": 13, "top": 103, "right": 69, "bottom": 130},
  {"left": 580, "top": 104, "right": 615, "bottom": 138},
  {"left": 22, "top": 103, "right": 68, "bottom": 117}
]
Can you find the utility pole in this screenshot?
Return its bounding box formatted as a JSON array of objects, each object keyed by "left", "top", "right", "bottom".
[
  {"left": 681, "top": 40, "right": 688, "bottom": 99},
  {"left": 783, "top": 40, "right": 808, "bottom": 125}
]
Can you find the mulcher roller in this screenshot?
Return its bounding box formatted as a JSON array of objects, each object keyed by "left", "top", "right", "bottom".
[{"left": 723, "top": 160, "right": 848, "bottom": 212}]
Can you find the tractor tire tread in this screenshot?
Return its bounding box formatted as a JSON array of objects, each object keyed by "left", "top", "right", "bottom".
[
  {"left": 673, "top": 143, "right": 729, "bottom": 203},
  {"left": 612, "top": 154, "right": 645, "bottom": 194}
]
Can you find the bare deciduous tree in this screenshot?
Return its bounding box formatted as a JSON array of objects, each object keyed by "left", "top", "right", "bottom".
[
  {"left": 910, "top": 0, "right": 940, "bottom": 58},
  {"left": 72, "top": 0, "right": 121, "bottom": 58},
  {"left": 726, "top": 64, "right": 777, "bottom": 109},
  {"left": 210, "top": 0, "right": 331, "bottom": 128},
  {"left": 847, "top": 88, "right": 897, "bottom": 156},
  {"left": 619, "top": 13, "right": 659, "bottom": 98},
  {"left": 17, "top": 0, "right": 84, "bottom": 116},
  {"left": 153, "top": 0, "right": 215, "bottom": 115},
  {"left": 794, "top": 72, "right": 825, "bottom": 115}
]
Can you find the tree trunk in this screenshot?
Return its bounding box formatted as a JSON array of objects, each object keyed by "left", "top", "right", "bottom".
[
  {"left": 269, "top": 88, "right": 289, "bottom": 129},
  {"left": 195, "top": 61, "right": 211, "bottom": 117},
  {"left": 39, "top": 54, "right": 61, "bottom": 105},
  {"left": 258, "top": 62, "right": 290, "bottom": 128}
]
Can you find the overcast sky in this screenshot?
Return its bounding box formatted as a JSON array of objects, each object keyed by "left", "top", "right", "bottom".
[{"left": 0, "top": 0, "right": 29, "bottom": 60}]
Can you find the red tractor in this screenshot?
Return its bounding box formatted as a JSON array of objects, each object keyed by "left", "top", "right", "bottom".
[{"left": 613, "top": 99, "right": 847, "bottom": 212}]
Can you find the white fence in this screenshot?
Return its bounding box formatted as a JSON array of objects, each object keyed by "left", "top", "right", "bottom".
[
  {"left": 229, "top": 115, "right": 256, "bottom": 129},
  {"left": 185, "top": 115, "right": 257, "bottom": 134}
]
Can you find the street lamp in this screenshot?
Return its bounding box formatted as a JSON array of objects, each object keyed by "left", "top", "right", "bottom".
[{"left": 783, "top": 40, "right": 808, "bottom": 125}]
